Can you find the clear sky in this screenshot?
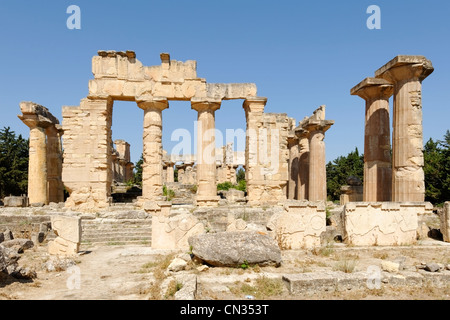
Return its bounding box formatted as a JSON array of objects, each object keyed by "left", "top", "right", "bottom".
[{"left": 0, "top": 0, "right": 449, "bottom": 164}]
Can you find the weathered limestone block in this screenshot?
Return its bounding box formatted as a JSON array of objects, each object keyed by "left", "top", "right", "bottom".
[
  {"left": 148, "top": 202, "right": 205, "bottom": 249},
  {"left": 340, "top": 185, "right": 363, "bottom": 205},
  {"left": 441, "top": 202, "right": 450, "bottom": 242},
  {"left": 267, "top": 201, "right": 326, "bottom": 249},
  {"left": 3, "top": 196, "right": 28, "bottom": 208},
  {"left": 342, "top": 202, "right": 430, "bottom": 246},
  {"left": 188, "top": 231, "right": 282, "bottom": 267},
  {"left": 224, "top": 189, "right": 246, "bottom": 203},
  {"left": 48, "top": 215, "right": 81, "bottom": 256}
]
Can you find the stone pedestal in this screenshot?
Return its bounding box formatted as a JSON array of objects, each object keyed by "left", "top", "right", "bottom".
[
  {"left": 351, "top": 78, "right": 393, "bottom": 202},
  {"left": 138, "top": 98, "right": 169, "bottom": 202},
  {"left": 192, "top": 98, "right": 221, "bottom": 206},
  {"left": 375, "top": 56, "right": 434, "bottom": 202}
]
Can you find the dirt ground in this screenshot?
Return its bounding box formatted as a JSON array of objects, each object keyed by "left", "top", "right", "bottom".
[{"left": 1, "top": 240, "right": 449, "bottom": 300}]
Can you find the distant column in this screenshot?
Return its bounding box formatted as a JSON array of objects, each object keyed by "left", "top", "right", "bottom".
[
  {"left": 287, "top": 134, "right": 299, "bottom": 199},
  {"left": 295, "top": 128, "right": 310, "bottom": 200}
]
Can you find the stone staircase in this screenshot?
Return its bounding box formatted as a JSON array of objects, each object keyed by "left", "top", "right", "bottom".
[{"left": 80, "top": 204, "right": 152, "bottom": 245}]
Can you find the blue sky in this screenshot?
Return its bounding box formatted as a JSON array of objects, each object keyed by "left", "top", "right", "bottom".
[{"left": 0, "top": 0, "right": 449, "bottom": 164}]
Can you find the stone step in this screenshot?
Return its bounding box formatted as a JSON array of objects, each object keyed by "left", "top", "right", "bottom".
[
  {"left": 82, "top": 231, "right": 152, "bottom": 238},
  {"left": 80, "top": 240, "right": 151, "bottom": 246},
  {"left": 81, "top": 235, "right": 151, "bottom": 244}
]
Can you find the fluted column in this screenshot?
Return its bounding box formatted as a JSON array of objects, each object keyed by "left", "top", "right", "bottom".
[
  {"left": 305, "top": 122, "right": 333, "bottom": 202},
  {"left": 376, "top": 56, "right": 434, "bottom": 202},
  {"left": 295, "top": 128, "right": 310, "bottom": 200},
  {"left": 27, "top": 121, "right": 48, "bottom": 205},
  {"left": 192, "top": 98, "right": 221, "bottom": 206},
  {"left": 138, "top": 98, "right": 169, "bottom": 201},
  {"left": 287, "top": 135, "right": 299, "bottom": 199},
  {"left": 166, "top": 162, "right": 175, "bottom": 183},
  {"left": 351, "top": 78, "right": 393, "bottom": 202}
]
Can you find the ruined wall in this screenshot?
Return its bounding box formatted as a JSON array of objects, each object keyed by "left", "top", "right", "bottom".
[
  {"left": 343, "top": 202, "right": 433, "bottom": 246},
  {"left": 267, "top": 201, "right": 326, "bottom": 249},
  {"left": 62, "top": 98, "right": 113, "bottom": 211}
]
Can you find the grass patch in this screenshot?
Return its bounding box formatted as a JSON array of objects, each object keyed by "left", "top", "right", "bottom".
[
  {"left": 312, "top": 244, "right": 334, "bottom": 257},
  {"left": 333, "top": 258, "right": 358, "bottom": 273},
  {"left": 164, "top": 279, "right": 183, "bottom": 300},
  {"left": 373, "top": 251, "right": 389, "bottom": 260},
  {"left": 230, "top": 276, "right": 284, "bottom": 299}
]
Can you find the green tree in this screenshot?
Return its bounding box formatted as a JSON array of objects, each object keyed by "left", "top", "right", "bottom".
[
  {"left": 326, "top": 147, "right": 364, "bottom": 201},
  {"left": 134, "top": 154, "right": 143, "bottom": 186},
  {"left": 424, "top": 130, "right": 450, "bottom": 204},
  {"left": 0, "top": 127, "right": 29, "bottom": 199},
  {"left": 236, "top": 167, "right": 245, "bottom": 183}
]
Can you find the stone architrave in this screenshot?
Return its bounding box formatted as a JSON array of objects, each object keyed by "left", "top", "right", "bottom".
[
  {"left": 48, "top": 215, "right": 82, "bottom": 256},
  {"left": 375, "top": 56, "right": 434, "bottom": 202},
  {"left": 351, "top": 78, "right": 393, "bottom": 202},
  {"left": 138, "top": 98, "right": 169, "bottom": 201},
  {"left": 191, "top": 98, "right": 221, "bottom": 206}
]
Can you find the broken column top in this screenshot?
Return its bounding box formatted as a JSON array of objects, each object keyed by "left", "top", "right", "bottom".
[
  {"left": 296, "top": 105, "right": 334, "bottom": 133},
  {"left": 18, "top": 101, "right": 60, "bottom": 126},
  {"left": 97, "top": 50, "right": 136, "bottom": 59},
  {"left": 350, "top": 77, "right": 393, "bottom": 96},
  {"left": 375, "top": 55, "right": 434, "bottom": 80}
]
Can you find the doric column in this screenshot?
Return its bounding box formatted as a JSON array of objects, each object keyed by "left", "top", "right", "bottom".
[
  {"left": 138, "top": 98, "right": 169, "bottom": 201},
  {"left": 166, "top": 162, "right": 175, "bottom": 183},
  {"left": 46, "top": 124, "right": 65, "bottom": 203},
  {"left": 295, "top": 128, "right": 310, "bottom": 200},
  {"left": 376, "top": 56, "right": 434, "bottom": 202},
  {"left": 287, "top": 134, "right": 299, "bottom": 199},
  {"left": 176, "top": 164, "right": 186, "bottom": 184},
  {"left": 304, "top": 121, "right": 334, "bottom": 202},
  {"left": 351, "top": 78, "right": 393, "bottom": 202},
  {"left": 27, "top": 122, "right": 48, "bottom": 205},
  {"left": 191, "top": 98, "right": 221, "bottom": 206},
  {"left": 243, "top": 97, "right": 267, "bottom": 203}
]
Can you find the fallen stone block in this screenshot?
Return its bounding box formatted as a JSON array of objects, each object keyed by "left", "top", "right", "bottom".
[
  {"left": 3, "top": 196, "right": 28, "bottom": 208},
  {"left": 1, "top": 239, "right": 34, "bottom": 253},
  {"left": 189, "top": 231, "right": 282, "bottom": 267}
]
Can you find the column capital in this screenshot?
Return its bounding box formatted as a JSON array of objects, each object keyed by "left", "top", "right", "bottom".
[
  {"left": 375, "top": 55, "right": 434, "bottom": 83},
  {"left": 191, "top": 98, "right": 221, "bottom": 112},
  {"left": 243, "top": 97, "right": 267, "bottom": 113},
  {"left": 137, "top": 97, "right": 169, "bottom": 111},
  {"left": 294, "top": 127, "right": 309, "bottom": 139},
  {"left": 302, "top": 120, "right": 334, "bottom": 134},
  {"left": 351, "top": 78, "right": 393, "bottom": 100}
]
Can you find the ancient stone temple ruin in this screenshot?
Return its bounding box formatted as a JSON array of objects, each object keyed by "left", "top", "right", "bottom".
[{"left": 12, "top": 52, "right": 450, "bottom": 253}]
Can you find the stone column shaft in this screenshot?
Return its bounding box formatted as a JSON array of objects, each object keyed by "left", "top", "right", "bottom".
[
  {"left": 192, "top": 99, "right": 221, "bottom": 205},
  {"left": 29, "top": 125, "right": 48, "bottom": 205},
  {"left": 376, "top": 56, "right": 434, "bottom": 202},
  {"left": 295, "top": 129, "right": 310, "bottom": 200},
  {"left": 138, "top": 98, "right": 169, "bottom": 201},
  {"left": 351, "top": 78, "right": 393, "bottom": 202},
  {"left": 308, "top": 130, "right": 327, "bottom": 202},
  {"left": 287, "top": 136, "right": 299, "bottom": 200},
  {"left": 166, "top": 163, "right": 175, "bottom": 183}
]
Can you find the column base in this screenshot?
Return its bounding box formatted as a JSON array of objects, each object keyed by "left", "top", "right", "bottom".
[{"left": 195, "top": 196, "right": 220, "bottom": 207}]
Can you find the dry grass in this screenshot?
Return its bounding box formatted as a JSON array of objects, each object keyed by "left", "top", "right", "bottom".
[
  {"left": 141, "top": 253, "right": 176, "bottom": 300},
  {"left": 333, "top": 258, "right": 358, "bottom": 273},
  {"left": 164, "top": 279, "right": 183, "bottom": 300},
  {"left": 373, "top": 252, "right": 389, "bottom": 260},
  {"left": 312, "top": 244, "right": 334, "bottom": 257},
  {"left": 230, "top": 276, "right": 285, "bottom": 299}
]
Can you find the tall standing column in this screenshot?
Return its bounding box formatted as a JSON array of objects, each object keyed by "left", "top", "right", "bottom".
[
  {"left": 27, "top": 122, "right": 48, "bottom": 205},
  {"left": 351, "top": 78, "right": 393, "bottom": 202},
  {"left": 192, "top": 98, "right": 221, "bottom": 206},
  {"left": 295, "top": 128, "right": 310, "bottom": 200},
  {"left": 243, "top": 97, "right": 268, "bottom": 204},
  {"left": 376, "top": 56, "right": 434, "bottom": 202},
  {"left": 138, "top": 98, "right": 169, "bottom": 202},
  {"left": 287, "top": 134, "right": 299, "bottom": 199},
  {"left": 46, "top": 124, "right": 65, "bottom": 203},
  {"left": 304, "top": 121, "right": 334, "bottom": 202}
]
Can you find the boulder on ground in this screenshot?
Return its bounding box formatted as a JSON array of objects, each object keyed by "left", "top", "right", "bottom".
[
  {"left": 188, "top": 231, "right": 282, "bottom": 267},
  {"left": 1, "top": 239, "right": 34, "bottom": 254}
]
